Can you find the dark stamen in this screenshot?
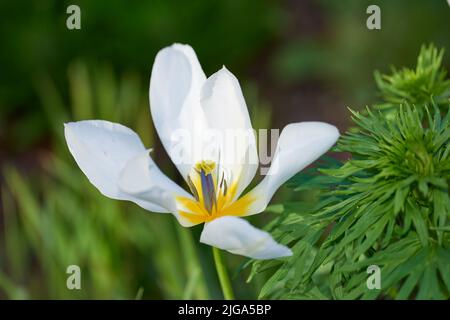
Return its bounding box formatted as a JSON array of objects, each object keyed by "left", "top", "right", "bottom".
[
  {"left": 223, "top": 179, "right": 228, "bottom": 196},
  {"left": 187, "top": 175, "right": 199, "bottom": 201}
]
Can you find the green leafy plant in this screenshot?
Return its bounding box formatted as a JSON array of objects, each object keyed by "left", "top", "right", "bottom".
[
  {"left": 375, "top": 44, "right": 450, "bottom": 113},
  {"left": 251, "top": 44, "right": 450, "bottom": 300}
]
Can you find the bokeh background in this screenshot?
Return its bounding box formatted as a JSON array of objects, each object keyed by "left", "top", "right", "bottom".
[{"left": 0, "top": 0, "right": 449, "bottom": 299}]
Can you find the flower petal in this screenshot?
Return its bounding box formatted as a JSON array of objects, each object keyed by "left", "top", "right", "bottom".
[
  {"left": 200, "top": 67, "right": 258, "bottom": 199},
  {"left": 64, "top": 120, "right": 166, "bottom": 213},
  {"left": 243, "top": 122, "right": 339, "bottom": 215},
  {"left": 118, "top": 151, "right": 197, "bottom": 227},
  {"left": 200, "top": 216, "right": 292, "bottom": 259},
  {"left": 149, "top": 43, "right": 208, "bottom": 180}
]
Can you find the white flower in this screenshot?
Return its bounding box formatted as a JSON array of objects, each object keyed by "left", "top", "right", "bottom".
[{"left": 64, "top": 44, "right": 339, "bottom": 260}]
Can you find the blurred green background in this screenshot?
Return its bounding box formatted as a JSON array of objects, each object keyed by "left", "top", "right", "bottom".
[{"left": 0, "top": 0, "right": 449, "bottom": 299}]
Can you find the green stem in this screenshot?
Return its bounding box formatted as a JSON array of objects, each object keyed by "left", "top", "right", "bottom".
[{"left": 212, "top": 247, "right": 235, "bottom": 300}]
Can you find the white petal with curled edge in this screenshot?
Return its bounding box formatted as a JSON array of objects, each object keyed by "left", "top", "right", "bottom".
[
  {"left": 200, "top": 216, "right": 292, "bottom": 259},
  {"left": 200, "top": 67, "right": 258, "bottom": 199},
  {"left": 64, "top": 120, "right": 166, "bottom": 213},
  {"left": 118, "top": 151, "right": 196, "bottom": 227},
  {"left": 150, "top": 43, "right": 208, "bottom": 180},
  {"left": 244, "top": 122, "right": 339, "bottom": 215}
]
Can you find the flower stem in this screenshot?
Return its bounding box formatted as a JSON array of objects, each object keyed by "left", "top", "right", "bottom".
[{"left": 212, "top": 247, "right": 235, "bottom": 300}]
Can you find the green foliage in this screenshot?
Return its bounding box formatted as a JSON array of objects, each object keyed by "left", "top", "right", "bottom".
[
  {"left": 375, "top": 44, "right": 450, "bottom": 112},
  {"left": 251, "top": 45, "right": 450, "bottom": 299}
]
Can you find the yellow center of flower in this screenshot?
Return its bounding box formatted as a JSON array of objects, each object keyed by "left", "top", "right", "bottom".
[
  {"left": 176, "top": 160, "right": 255, "bottom": 224},
  {"left": 194, "top": 160, "right": 216, "bottom": 175}
]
